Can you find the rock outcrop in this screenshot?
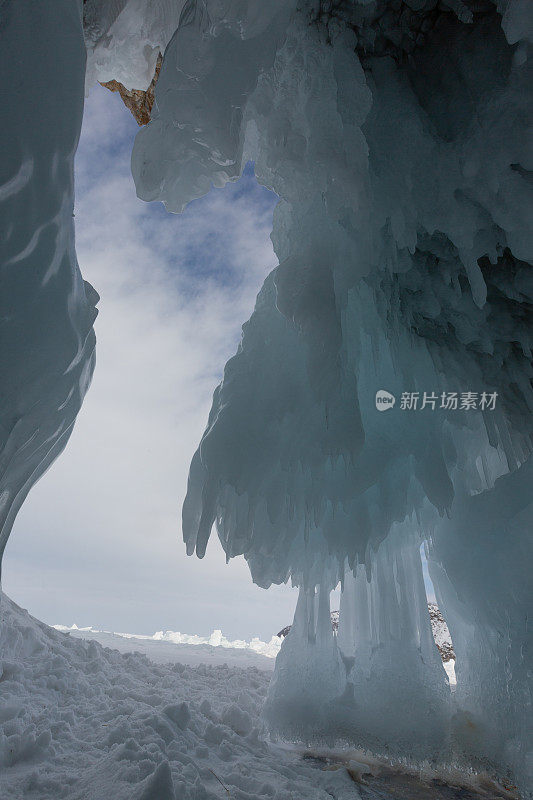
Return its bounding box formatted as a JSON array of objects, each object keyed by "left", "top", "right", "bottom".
[{"left": 100, "top": 52, "right": 162, "bottom": 125}]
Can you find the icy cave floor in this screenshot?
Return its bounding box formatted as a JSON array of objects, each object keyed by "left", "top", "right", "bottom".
[{"left": 0, "top": 595, "right": 515, "bottom": 800}]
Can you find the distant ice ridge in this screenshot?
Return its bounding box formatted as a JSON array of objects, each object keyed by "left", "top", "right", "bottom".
[
  {"left": 153, "top": 629, "right": 281, "bottom": 658},
  {"left": 54, "top": 622, "right": 282, "bottom": 659}
]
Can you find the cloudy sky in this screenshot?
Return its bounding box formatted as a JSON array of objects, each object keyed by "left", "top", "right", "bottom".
[{"left": 3, "top": 85, "right": 299, "bottom": 641}]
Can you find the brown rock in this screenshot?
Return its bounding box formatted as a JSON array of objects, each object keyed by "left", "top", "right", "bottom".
[{"left": 100, "top": 52, "right": 162, "bottom": 126}]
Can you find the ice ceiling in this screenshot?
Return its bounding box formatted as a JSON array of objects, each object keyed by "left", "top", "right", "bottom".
[{"left": 1, "top": 0, "right": 532, "bottom": 795}]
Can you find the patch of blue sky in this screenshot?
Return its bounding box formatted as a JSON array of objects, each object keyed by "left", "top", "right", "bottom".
[{"left": 77, "top": 87, "right": 278, "bottom": 297}]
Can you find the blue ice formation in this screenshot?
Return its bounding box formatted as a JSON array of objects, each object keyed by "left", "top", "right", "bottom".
[
  {"left": 0, "top": 1, "right": 98, "bottom": 566},
  {"left": 130, "top": 0, "right": 533, "bottom": 789}
]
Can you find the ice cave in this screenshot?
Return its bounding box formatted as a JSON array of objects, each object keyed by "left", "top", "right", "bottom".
[{"left": 0, "top": 0, "right": 532, "bottom": 798}]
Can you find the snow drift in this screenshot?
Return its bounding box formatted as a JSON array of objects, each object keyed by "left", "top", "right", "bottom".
[
  {"left": 0, "top": 593, "right": 517, "bottom": 800},
  {"left": 0, "top": 593, "right": 277, "bottom": 800}
]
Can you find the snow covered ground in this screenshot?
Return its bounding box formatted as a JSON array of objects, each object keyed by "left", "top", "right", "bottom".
[{"left": 0, "top": 594, "right": 513, "bottom": 800}]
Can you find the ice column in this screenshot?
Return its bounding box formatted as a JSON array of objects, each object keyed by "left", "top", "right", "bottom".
[
  {"left": 264, "top": 583, "right": 345, "bottom": 743},
  {"left": 266, "top": 532, "right": 450, "bottom": 758},
  {"left": 337, "top": 533, "right": 449, "bottom": 759}
]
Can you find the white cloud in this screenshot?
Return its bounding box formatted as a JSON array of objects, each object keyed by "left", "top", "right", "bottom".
[{"left": 3, "top": 86, "right": 297, "bottom": 641}]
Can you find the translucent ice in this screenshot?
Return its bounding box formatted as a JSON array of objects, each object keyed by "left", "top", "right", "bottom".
[
  {"left": 0, "top": 1, "right": 97, "bottom": 567},
  {"left": 129, "top": 1, "right": 533, "bottom": 789},
  {"left": 84, "top": 0, "right": 187, "bottom": 91}
]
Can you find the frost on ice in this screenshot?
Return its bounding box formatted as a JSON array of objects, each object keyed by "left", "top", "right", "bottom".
[{"left": 1, "top": 0, "right": 532, "bottom": 797}]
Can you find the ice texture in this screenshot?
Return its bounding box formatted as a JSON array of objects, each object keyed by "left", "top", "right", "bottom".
[
  {"left": 0, "top": 0, "right": 97, "bottom": 567},
  {"left": 129, "top": 0, "right": 533, "bottom": 791},
  {"left": 265, "top": 539, "right": 450, "bottom": 759}
]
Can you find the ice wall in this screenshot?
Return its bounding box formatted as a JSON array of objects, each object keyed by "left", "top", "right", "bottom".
[
  {"left": 128, "top": 0, "right": 532, "bottom": 789},
  {"left": 0, "top": 1, "right": 97, "bottom": 566},
  {"left": 427, "top": 459, "right": 533, "bottom": 788}
]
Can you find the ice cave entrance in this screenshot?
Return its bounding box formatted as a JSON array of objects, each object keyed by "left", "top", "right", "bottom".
[
  {"left": 1, "top": 3, "right": 532, "bottom": 797},
  {"left": 5, "top": 81, "right": 462, "bottom": 684},
  {"left": 3, "top": 83, "right": 294, "bottom": 647}
]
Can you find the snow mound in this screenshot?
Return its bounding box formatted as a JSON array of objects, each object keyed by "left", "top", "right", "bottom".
[
  {"left": 0, "top": 593, "right": 308, "bottom": 799},
  {"left": 0, "top": 594, "right": 513, "bottom": 800}
]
